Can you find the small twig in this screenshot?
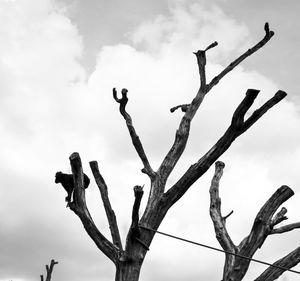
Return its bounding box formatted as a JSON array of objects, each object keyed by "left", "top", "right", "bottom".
[
  {"left": 170, "top": 104, "right": 190, "bottom": 113},
  {"left": 223, "top": 210, "right": 234, "bottom": 221}
]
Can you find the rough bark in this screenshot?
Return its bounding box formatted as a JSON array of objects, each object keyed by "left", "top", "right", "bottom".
[
  {"left": 209, "top": 162, "right": 300, "bottom": 281},
  {"left": 40, "top": 259, "right": 58, "bottom": 281},
  {"left": 56, "top": 23, "right": 292, "bottom": 281}
]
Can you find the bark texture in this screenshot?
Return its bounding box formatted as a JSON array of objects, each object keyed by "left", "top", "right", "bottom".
[
  {"left": 55, "top": 23, "right": 296, "bottom": 281},
  {"left": 209, "top": 162, "right": 300, "bottom": 281}
]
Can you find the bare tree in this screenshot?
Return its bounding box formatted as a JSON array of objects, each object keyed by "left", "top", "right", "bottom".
[
  {"left": 40, "top": 259, "right": 58, "bottom": 281},
  {"left": 210, "top": 161, "right": 300, "bottom": 280},
  {"left": 57, "top": 23, "right": 299, "bottom": 280}
]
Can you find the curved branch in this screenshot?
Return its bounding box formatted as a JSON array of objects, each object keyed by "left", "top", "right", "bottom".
[
  {"left": 69, "top": 152, "right": 119, "bottom": 264},
  {"left": 90, "top": 161, "right": 123, "bottom": 250},
  {"left": 113, "top": 88, "right": 155, "bottom": 178},
  {"left": 209, "top": 161, "right": 236, "bottom": 252}
]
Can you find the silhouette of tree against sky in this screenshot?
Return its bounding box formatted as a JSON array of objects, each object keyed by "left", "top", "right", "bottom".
[{"left": 56, "top": 23, "right": 300, "bottom": 280}]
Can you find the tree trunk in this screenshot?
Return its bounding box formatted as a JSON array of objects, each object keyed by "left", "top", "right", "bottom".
[{"left": 115, "top": 262, "right": 143, "bottom": 281}]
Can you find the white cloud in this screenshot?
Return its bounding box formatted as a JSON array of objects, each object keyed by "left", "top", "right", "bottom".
[{"left": 0, "top": 0, "right": 299, "bottom": 281}]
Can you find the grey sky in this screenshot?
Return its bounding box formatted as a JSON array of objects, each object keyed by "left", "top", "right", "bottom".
[{"left": 0, "top": 0, "right": 299, "bottom": 281}]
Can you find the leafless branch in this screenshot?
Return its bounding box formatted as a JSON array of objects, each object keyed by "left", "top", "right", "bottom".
[
  {"left": 90, "top": 160, "right": 123, "bottom": 250},
  {"left": 208, "top": 22, "right": 274, "bottom": 91},
  {"left": 113, "top": 88, "right": 155, "bottom": 178},
  {"left": 239, "top": 185, "right": 294, "bottom": 252},
  {"left": 270, "top": 207, "right": 288, "bottom": 227},
  {"left": 170, "top": 104, "right": 190, "bottom": 113},
  {"left": 131, "top": 186, "right": 144, "bottom": 233},
  {"left": 254, "top": 247, "right": 300, "bottom": 281},
  {"left": 209, "top": 161, "right": 236, "bottom": 252},
  {"left": 163, "top": 89, "right": 286, "bottom": 210},
  {"left": 69, "top": 152, "right": 119, "bottom": 264},
  {"left": 157, "top": 24, "right": 276, "bottom": 198},
  {"left": 271, "top": 222, "right": 300, "bottom": 234},
  {"left": 40, "top": 259, "right": 58, "bottom": 281}
]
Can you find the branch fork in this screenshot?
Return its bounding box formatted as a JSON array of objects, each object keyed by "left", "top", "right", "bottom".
[{"left": 209, "top": 161, "right": 300, "bottom": 280}]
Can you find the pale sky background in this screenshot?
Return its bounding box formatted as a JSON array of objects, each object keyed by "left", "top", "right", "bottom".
[{"left": 0, "top": 0, "right": 300, "bottom": 281}]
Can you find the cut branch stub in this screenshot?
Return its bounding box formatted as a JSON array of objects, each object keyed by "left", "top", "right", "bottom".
[
  {"left": 170, "top": 104, "right": 190, "bottom": 113},
  {"left": 132, "top": 185, "right": 144, "bottom": 232}
]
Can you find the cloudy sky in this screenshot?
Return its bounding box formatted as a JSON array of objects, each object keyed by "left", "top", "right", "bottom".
[{"left": 0, "top": 0, "right": 300, "bottom": 280}]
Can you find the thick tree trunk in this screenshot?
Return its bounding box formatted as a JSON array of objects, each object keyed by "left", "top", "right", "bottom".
[{"left": 115, "top": 261, "right": 143, "bottom": 281}]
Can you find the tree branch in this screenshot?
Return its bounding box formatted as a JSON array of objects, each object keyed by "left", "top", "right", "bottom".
[
  {"left": 131, "top": 186, "right": 144, "bottom": 233},
  {"left": 209, "top": 161, "right": 236, "bottom": 252},
  {"left": 157, "top": 24, "right": 275, "bottom": 194},
  {"left": 271, "top": 222, "right": 300, "bottom": 234},
  {"left": 40, "top": 259, "right": 58, "bottom": 281},
  {"left": 113, "top": 88, "right": 155, "bottom": 178},
  {"left": 69, "top": 152, "right": 119, "bottom": 264},
  {"left": 270, "top": 207, "right": 288, "bottom": 228},
  {"left": 239, "top": 185, "right": 294, "bottom": 254},
  {"left": 208, "top": 22, "right": 274, "bottom": 91},
  {"left": 163, "top": 89, "right": 286, "bottom": 210},
  {"left": 170, "top": 104, "right": 190, "bottom": 113},
  {"left": 90, "top": 161, "right": 123, "bottom": 250},
  {"left": 125, "top": 186, "right": 149, "bottom": 252},
  {"left": 254, "top": 247, "right": 300, "bottom": 281},
  {"left": 157, "top": 42, "right": 217, "bottom": 187}
]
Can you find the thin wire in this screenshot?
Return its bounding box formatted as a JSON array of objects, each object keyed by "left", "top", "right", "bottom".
[{"left": 140, "top": 226, "right": 300, "bottom": 275}]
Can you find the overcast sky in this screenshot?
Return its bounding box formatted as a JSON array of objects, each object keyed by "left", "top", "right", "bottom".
[{"left": 0, "top": 0, "right": 300, "bottom": 281}]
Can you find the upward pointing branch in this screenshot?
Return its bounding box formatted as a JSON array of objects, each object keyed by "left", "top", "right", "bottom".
[
  {"left": 40, "top": 259, "right": 58, "bottom": 281},
  {"left": 208, "top": 22, "right": 274, "bottom": 91},
  {"left": 113, "top": 88, "right": 155, "bottom": 179},
  {"left": 90, "top": 160, "right": 123, "bottom": 250},
  {"left": 159, "top": 23, "right": 275, "bottom": 191},
  {"left": 69, "top": 152, "right": 119, "bottom": 264}
]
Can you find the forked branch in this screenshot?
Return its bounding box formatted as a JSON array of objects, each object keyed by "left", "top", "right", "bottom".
[
  {"left": 69, "top": 152, "right": 119, "bottom": 264},
  {"left": 208, "top": 162, "right": 300, "bottom": 280},
  {"left": 113, "top": 88, "right": 155, "bottom": 178},
  {"left": 90, "top": 161, "right": 123, "bottom": 250},
  {"left": 40, "top": 259, "right": 58, "bottom": 281},
  {"left": 158, "top": 23, "right": 275, "bottom": 195},
  {"left": 163, "top": 89, "right": 286, "bottom": 210}
]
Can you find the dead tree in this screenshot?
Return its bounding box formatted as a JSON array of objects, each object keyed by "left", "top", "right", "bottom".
[
  {"left": 210, "top": 161, "right": 300, "bottom": 280},
  {"left": 40, "top": 259, "right": 58, "bottom": 281},
  {"left": 58, "top": 23, "right": 296, "bottom": 280}
]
